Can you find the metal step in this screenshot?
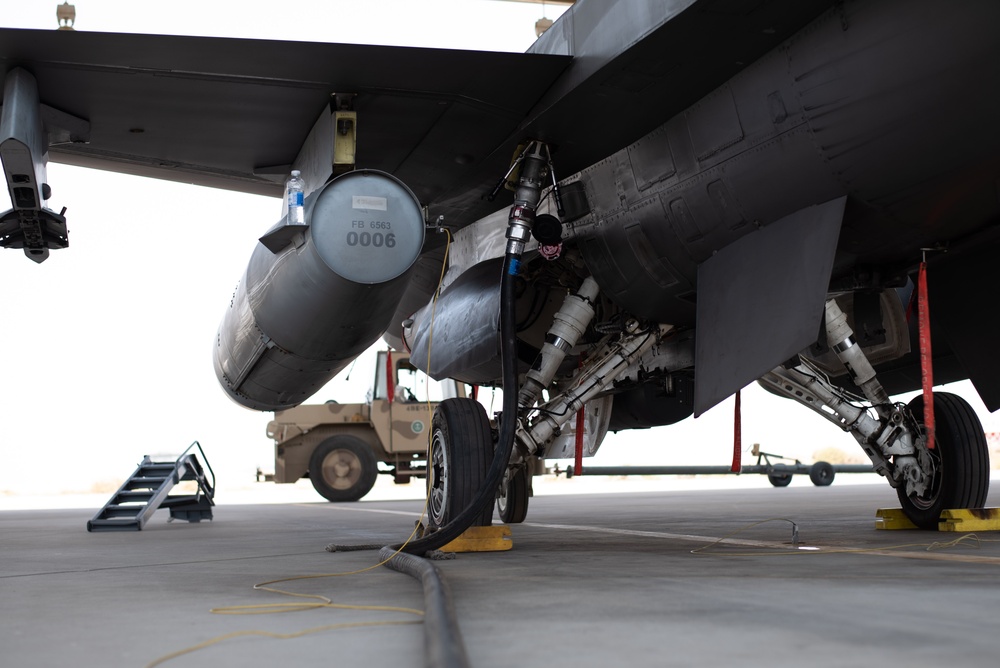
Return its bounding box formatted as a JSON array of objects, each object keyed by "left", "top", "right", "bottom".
[
  {"left": 101, "top": 505, "right": 144, "bottom": 518},
  {"left": 114, "top": 491, "right": 154, "bottom": 503},
  {"left": 124, "top": 476, "right": 168, "bottom": 488},
  {"left": 86, "top": 518, "right": 142, "bottom": 532}
]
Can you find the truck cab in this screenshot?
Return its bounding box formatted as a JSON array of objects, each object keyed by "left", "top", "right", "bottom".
[{"left": 265, "top": 349, "right": 465, "bottom": 501}]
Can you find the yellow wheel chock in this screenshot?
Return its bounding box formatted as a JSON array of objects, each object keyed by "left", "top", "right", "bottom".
[
  {"left": 432, "top": 524, "right": 513, "bottom": 553},
  {"left": 876, "top": 508, "right": 1000, "bottom": 531}
]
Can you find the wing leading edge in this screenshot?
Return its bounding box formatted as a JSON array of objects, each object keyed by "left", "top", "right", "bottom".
[
  {"left": 2, "top": 0, "right": 838, "bottom": 223},
  {"left": 0, "top": 28, "right": 570, "bottom": 200}
]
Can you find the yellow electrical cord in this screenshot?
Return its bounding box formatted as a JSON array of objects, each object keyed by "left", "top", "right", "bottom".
[
  {"left": 422, "top": 226, "right": 452, "bottom": 522},
  {"left": 425, "top": 226, "right": 451, "bottom": 389},
  {"left": 146, "top": 229, "right": 455, "bottom": 668},
  {"left": 144, "top": 620, "right": 421, "bottom": 668}
]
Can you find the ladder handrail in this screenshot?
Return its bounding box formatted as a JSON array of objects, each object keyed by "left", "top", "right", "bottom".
[{"left": 179, "top": 441, "right": 215, "bottom": 493}]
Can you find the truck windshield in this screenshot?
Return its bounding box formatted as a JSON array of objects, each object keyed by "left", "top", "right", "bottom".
[{"left": 395, "top": 358, "right": 455, "bottom": 402}]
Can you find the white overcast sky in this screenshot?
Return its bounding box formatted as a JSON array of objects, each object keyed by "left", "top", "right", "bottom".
[{"left": 0, "top": 1, "right": 994, "bottom": 497}]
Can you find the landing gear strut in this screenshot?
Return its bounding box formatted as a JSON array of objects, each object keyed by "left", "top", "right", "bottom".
[{"left": 760, "top": 298, "right": 989, "bottom": 528}]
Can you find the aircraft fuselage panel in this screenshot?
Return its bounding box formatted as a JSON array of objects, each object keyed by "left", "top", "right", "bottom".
[{"left": 568, "top": 0, "right": 1000, "bottom": 330}]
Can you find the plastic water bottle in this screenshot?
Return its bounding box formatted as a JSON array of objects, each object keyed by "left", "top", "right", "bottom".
[{"left": 285, "top": 170, "right": 305, "bottom": 224}]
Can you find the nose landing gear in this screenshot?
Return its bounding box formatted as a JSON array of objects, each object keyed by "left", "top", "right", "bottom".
[{"left": 426, "top": 398, "right": 494, "bottom": 530}]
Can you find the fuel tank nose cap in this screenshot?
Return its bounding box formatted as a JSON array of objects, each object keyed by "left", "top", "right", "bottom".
[{"left": 309, "top": 169, "right": 424, "bottom": 284}]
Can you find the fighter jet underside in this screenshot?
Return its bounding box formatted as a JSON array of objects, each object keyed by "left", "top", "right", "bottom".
[{"left": 3, "top": 0, "right": 1000, "bottom": 543}]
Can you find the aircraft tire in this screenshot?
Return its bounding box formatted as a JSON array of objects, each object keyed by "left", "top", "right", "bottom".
[
  {"left": 897, "top": 392, "right": 990, "bottom": 530},
  {"left": 427, "top": 398, "right": 493, "bottom": 529},
  {"left": 768, "top": 472, "right": 792, "bottom": 487},
  {"left": 497, "top": 466, "right": 529, "bottom": 524},
  {"left": 809, "top": 461, "right": 835, "bottom": 486},
  {"left": 308, "top": 435, "right": 378, "bottom": 502}
]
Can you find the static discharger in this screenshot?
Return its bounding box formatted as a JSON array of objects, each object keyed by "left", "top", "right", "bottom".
[{"left": 876, "top": 508, "right": 1000, "bottom": 532}]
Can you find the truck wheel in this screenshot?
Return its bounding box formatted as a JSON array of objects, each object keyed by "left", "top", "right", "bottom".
[
  {"left": 309, "top": 436, "right": 378, "bottom": 502},
  {"left": 497, "top": 466, "right": 529, "bottom": 524},
  {"left": 897, "top": 392, "right": 989, "bottom": 529},
  {"left": 427, "top": 398, "right": 493, "bottom": 529}
]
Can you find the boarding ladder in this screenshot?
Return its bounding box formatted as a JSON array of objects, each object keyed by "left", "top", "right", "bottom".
[{"left": 87, "top": 442, "right": 215, "bottom": 532}]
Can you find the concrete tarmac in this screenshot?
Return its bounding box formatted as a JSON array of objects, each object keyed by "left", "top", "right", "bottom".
[{"left": 4, "top": 480, "right": 1000, "bottom": 667}]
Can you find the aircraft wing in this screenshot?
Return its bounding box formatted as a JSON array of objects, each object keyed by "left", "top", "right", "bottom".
[
  {"left": 1, "top": 0, "right": 834, "bottom": 226},
  {"left": 0, "top": 27, "right": 569, "bottom": 203}
]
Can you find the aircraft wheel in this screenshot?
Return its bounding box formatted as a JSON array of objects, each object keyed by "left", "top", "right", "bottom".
[
  {"left": 427, "top": 398, "right": 493, "bottom": 529},
  {"left": 497, "top": 466, "right": 529, "bottom": 524},
  {"left": 897, "top": 392, "right": 989, "bottom": 529},
  {"left": 809, "top": 461, "right": 835, "bottom": 487},
  {"left": 309, "top": 435, "right": 378, "bottom": 502},
  {"left": 768, "top": 472, "right": 792, "bottom": 487}
]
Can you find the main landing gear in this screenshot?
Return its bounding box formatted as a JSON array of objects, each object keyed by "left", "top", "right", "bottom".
[
  {"left": 896, "top": 392, "right": 989, "bottom": 527},
  {"left": 760, "top": 299, "right": 989, "bottom": 529}
]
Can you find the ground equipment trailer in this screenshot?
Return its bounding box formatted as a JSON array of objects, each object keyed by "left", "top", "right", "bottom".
[
  {"left": 266, "top": 349, "right": 465, "bottom": 501},
  {"left": 560, "top": 445, "right": 874, "bottom": 487}
]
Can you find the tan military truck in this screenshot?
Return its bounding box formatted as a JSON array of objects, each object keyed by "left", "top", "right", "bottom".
[{"left": 265, "top": 349, "right": 466, "bottom": 501}]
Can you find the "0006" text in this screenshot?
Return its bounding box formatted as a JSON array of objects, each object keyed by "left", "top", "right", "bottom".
[{"left": 346, "top": 231, "right": 396, "bottom": 248}]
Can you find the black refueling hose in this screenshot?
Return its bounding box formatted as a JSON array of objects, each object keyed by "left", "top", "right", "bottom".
[
  {"left": 364, "top": 252, "right": 520, "bottom": 668},
  {"left": 384, "top": 142, "right": 545, "bottom": 556},
  {"left": 378, "top": 546, "right": 470, "bottom": 668},
  {"left": 342, "top": 143, "right": 546, "bottom": 668},
  {"left": 388, "top": 251, "right": 521, "bottom": 555}
]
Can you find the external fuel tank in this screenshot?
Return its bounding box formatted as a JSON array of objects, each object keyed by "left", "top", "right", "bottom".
[{"left": 215, "top": 170, "right": 424, "bottom": 411}]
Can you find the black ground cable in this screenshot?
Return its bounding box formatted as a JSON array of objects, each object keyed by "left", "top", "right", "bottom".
[
  {"left": 378, "top": 547, "right": 470, "bottom": 668},
  {"left": 325, "top": 543, "right": 385, "bottom": 552}
]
